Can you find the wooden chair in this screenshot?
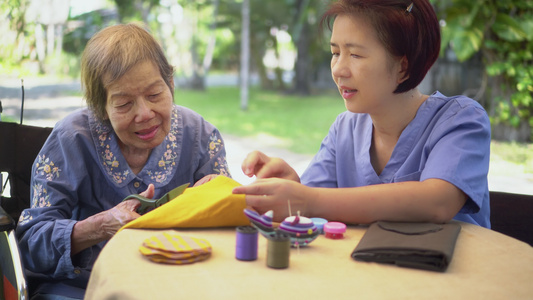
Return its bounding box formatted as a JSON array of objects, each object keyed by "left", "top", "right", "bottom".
[{"left": 489, "top": 191, "right": 533, "bottom": 246}]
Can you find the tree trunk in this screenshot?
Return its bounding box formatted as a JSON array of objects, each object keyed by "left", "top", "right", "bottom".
[
  {"left": 272, "top": 37, "right": 286, "bottom": 91},
  {"left": 186, "top": 0, "right": 220, "bottom": 91},
  {"left": 203, "top": 0, "right": 220, "bottom": 75},
  {"left": 240, "top": 0, "right": 250, "bottom": 111},
  {"left": 290, "top": 0, "right": 312, "bottom": 95},
  {"left": 46, "top": 24, "right": 55, "bottom": 57},
  {"left": 293, "top": 18, "right": 311, "bottom": 95},
  {"left": 189, "top": 8, "right": 205, "bottom": 90},
  {"left": 55, "top": 24, "right": 63, "bottom": 57},
  {"left": 35, "top": 23, "right": 46, "bottom": 73}
]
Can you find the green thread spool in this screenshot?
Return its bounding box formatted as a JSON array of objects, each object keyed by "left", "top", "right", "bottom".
[{"left": 267, "top": 233, "right": 290, "bottom": 269}]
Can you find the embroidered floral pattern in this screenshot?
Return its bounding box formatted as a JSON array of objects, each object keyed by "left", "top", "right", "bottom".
[
  {"left": 94, "top": 122, "right": 129, "bottom": 184},
  {"left": 146, "top": 108, "right": 180, "bottom": 183},
  {"left": 208, "top": 132, "right": 230, "bottom": 176},
  {"left": 93, "top": 106, "right": 230, "bottom": 184},
  {"left": 32, "top": 183, "right": 52, "bottom": 208},
  {"left": 214, "top": 156, "right": 230, "bottom": 177},
  {"left": 35, "top": 155, "right": 61, "bottom": 181},
  {"left": 32, "top": 156, "right": 57, "bottom": 209},
  {"left": 19, "top": 154, "right": 61, "bottom": 225},
  {"left": 94, "top": 107, "right": 182, "bottom": 185},
  {"left": 208, "top": 133, "right": 223, "bottom": 158},
  {"left": 149, "top": 143, "right": 178, "bottom": 183},
  {"left": 18, "top": 211, "right": 32, "bottom": 225},
  {"left": 19, "top": 183, "right": 52, "bottom": 225}
]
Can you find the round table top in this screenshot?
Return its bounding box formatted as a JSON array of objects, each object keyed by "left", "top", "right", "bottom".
[{"left": 85, "top": 222, "right": 533, "bottom": 300}]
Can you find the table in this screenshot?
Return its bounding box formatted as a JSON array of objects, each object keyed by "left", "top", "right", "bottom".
[{"left": 85, "top": 222, "right": 533, "bottom": 299}]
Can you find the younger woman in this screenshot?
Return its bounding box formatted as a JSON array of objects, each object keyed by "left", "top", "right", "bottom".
[{"left": 233, "top": 0, "right": 491, "bottom": 228}]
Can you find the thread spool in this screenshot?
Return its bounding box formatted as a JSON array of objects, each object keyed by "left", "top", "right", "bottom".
[
  {"left": 267, "top": 233, "right": 290, "bottom": 269},
  {"left": 311, "top": 217, "right": 328, "bottom": 234},
  {"left": 324, "top": 222, "right": 346, "bottom": 239},
  {"left": 235, "top": 226, "right": 258, "bottom": 261}
]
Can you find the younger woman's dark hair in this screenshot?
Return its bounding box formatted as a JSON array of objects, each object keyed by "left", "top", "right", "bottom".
[{"left": 320, "top": 0, "right": 441, "bottom": 93}]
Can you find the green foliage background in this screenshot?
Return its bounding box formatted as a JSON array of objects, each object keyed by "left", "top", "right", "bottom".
[
  {"left": 1, "top": 0, "right": 532, "bottom": 141},
  {"left": 438, "top": 0, "right": 533, "bottom": 137}
]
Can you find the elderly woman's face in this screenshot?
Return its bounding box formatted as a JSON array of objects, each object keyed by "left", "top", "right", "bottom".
[{"left": 105, "top": 60, "right": 173, "bottom": 153}]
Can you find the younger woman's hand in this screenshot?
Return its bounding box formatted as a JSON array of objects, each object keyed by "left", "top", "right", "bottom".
[
  {"left": 241, "top": 151, "right": 300, "bottom": 182},
  {"left": 233, "top": 178, "right": 310, "bottom": 221}
]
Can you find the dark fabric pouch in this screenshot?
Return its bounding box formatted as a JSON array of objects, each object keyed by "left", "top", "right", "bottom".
[{"left": 351, "top": 221, "right": 461, "bottom": 272}]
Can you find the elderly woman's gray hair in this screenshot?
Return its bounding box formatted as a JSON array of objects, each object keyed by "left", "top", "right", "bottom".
[{"left": 81, "top": 23, "right": 174, "bottom": 121}]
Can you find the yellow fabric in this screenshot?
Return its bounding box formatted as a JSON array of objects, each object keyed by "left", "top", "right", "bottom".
[{"left": 120, "top": 176, "right": 249, "bottom": 231}]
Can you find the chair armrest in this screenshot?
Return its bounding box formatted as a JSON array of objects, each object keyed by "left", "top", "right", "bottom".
[{"left": 0, "top": 204, "right": 16, "bottom": 231}]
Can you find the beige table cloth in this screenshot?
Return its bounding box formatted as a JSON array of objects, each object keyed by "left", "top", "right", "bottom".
[{"left": 85, "top": 222, "right": 533, "bottom": 300}]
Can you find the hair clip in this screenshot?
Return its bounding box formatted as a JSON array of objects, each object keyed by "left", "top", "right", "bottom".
[{"left": 405, "top": 2, "right": 414, "bottom": 14}]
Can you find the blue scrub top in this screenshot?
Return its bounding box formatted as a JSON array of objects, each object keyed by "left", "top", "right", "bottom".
[{"left": 301, "top": 91, "right": 491, "bottom": 228}]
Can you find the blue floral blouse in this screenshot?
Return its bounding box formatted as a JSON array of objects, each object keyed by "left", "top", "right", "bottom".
[{"left": 15, "top": 105, "right": 230, "bottom": 297}]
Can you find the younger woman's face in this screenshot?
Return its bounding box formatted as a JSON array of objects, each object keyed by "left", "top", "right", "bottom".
[{"left": 330, "top": 14, "right": 405, "bottom": 114}]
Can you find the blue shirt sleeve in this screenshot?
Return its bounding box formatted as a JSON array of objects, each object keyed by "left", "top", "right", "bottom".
[
  {"left": 16, "top": 112, "right": 96, "bottom": 280},
  {"left": 420, "top": 98, "right": 491, "bottom": 214}
]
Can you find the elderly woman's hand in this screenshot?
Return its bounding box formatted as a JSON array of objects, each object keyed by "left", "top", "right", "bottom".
[
  {"left": 100, "top": 200, "right": 142, "bottom": 237},
  {"left": 71, "top": 184, "right": 155, "bottom": 255},
  {"left": 100, "top": 183, "right": 155, "bottom": 237},
  {"left": 193, "top": 174, "right": 220, "bottom": 187}
]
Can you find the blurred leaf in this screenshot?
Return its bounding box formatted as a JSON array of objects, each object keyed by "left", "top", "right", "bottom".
[
  {"left": 450, "top": 27, "right": 483, "bottom": 61},
  {"left": 487, "top": 62, "right": 505, "bottom": 76},
  {"left": 492, "top": 13, "right": 527, "bottom": 42},
  {"left": 445, "top": 3, "right": 481, "bottom": 28},
  {"left": 519, "top": 16, "right": 533, "bottom": 40},
  {"left": 510, "top": 115, "right": 521, "bottom": 127}
]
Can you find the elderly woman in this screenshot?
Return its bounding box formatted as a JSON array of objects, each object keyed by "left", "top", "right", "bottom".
[{"left": 16, "top": 23, "right": 230, "bottom": 299}]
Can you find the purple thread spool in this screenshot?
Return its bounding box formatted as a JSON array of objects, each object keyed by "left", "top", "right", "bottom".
[{"left": 235, "top": 226, "right": 258, "bottom": 261}]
